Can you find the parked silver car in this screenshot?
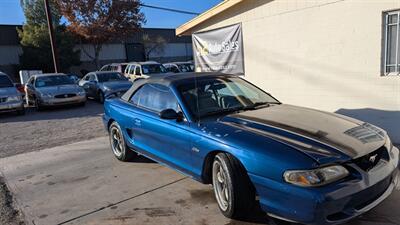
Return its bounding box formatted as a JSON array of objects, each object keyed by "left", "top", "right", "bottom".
[
  {"left": 0, "top": 72, "right": 25, "bottom": 115},
  {"left": 25, "top": 73, "right": 86, "bottom": 110},
  {"left": 79, "top": 71, "right": 132, "bottom": 103}
]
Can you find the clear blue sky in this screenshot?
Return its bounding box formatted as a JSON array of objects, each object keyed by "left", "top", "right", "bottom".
[{"left": 0, "top": 0, "right": 221, "bottom": 28}]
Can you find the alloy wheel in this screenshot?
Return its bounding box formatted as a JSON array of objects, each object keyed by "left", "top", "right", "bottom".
[
  {"left": 110, "top": 126, "right": 123, "bottom": 157},
  {"left": 213, "top": 160, "right": 230, "bottom": 211}
]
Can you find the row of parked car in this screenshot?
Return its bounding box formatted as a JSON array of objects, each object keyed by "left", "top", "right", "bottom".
[
  {"left": 99, "top": 61, "right": 194, "bottom": 80},
  {"left": 0, "top": 61, "right": 194, "bottom": 116}
]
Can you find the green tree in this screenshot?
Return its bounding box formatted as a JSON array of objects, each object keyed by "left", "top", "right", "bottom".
[{"left": 18, "top": 0, "right": 81, "bottom": 73}]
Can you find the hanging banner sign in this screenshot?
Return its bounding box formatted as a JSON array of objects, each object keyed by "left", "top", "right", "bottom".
[{"left": 192, "top": 23, "right": 244, "bottom": 75}]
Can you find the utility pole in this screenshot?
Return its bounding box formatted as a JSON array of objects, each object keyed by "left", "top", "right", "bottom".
[{"left": 44, "top": 0, "right": 59, "bottom": 73}]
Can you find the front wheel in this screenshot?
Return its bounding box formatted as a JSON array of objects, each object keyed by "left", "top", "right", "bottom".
[
  {"left": 16, "top": 107, "right": 25, "bottom": 115},
  {"left": 35, "top": 98, "right": 42, "bottom": 111},
  {"left": 212, "top": 153, "right": 255, "bottom": 219},
  {"left": 109, "top": 122, "right": 135, "bottom": 161},
  {"left": 98, "top": 91, "right": 105, "bottom": 103}
]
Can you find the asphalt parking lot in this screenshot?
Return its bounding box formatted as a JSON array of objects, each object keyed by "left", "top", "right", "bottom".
[{"left": 1, "top": 104, "right": 400, "bottom": 225}]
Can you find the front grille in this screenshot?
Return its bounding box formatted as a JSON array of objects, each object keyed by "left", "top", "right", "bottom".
[
  {"left": 327, "top": 175, "right": 392, "bottom": 221},
  {"left": 0, "top": 97, "right": 7, "bottom": 103},
  {"left": 353, "top": 175, "right": 392, "bottom": 210},
  {"left": 54, "top": 94, "right": 76, "bottom": 98},
  {"left": 352, "top": 146, "right": 389, "bottom": 171}
]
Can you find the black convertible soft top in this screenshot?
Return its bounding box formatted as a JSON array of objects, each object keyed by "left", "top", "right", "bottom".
[{"left": 121, "top": 72, "right": 238, "bottom": 101}]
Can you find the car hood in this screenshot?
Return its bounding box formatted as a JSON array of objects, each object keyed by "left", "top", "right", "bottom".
[
  {"left": 0, "top": 87, "right": 18, "bottom": 97},
  {"left": 215, "top": 104, "right": 387, "bottom": 163},
  {"left": 38, "top": 85, "right": 83, "bottom": 95},
  {"left": 102, "top": 81, "right": 132, "bottom": 91}
]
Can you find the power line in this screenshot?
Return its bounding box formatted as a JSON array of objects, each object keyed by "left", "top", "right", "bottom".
[{"left": 139, "top": 3, "right": 200, "bottom": 15}]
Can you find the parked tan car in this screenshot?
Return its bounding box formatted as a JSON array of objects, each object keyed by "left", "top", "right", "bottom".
[{"left": 123, "top": 61, "right": 168, "bottom": 81}]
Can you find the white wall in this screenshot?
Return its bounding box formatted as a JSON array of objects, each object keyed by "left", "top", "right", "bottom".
[
  {"left": 75, "top": 44, "right": 126, "bottom": 62},
  {"left": 0, "top": 45, "right": 22, "bottom": 65},
  {"left": 187, "top": 0, "right": 400, "bottom": 143}
]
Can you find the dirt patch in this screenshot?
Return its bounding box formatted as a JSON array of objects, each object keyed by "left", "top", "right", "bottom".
[
  {"left": 133, "top": 207, "right": 176, "bottom": 217},
  {"left": 0, "top": 177, "right": 24, "bottom": 225},
  {"left": 0, "top": 102, "right": 106, "bottom": 158},
  {"left": 189, "top": 189, "right": 215, "bottom": 206}
]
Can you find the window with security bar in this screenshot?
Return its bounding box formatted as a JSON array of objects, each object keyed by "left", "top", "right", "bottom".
[{"left": 384, "top": 10, "right": 400, "bottom": 75}]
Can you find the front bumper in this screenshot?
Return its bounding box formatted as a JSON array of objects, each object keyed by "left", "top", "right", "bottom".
[
  {"left": 39, "top": 95, "right": 86, "bottom": 106},
  {"left": 104, "top": 89, "right": 129, "bottom": 98},
  {"left": 0, "top": 101, "right": 24, "bottom": 113},
  {"left": 250, "top": 146, "right": 399, "bottom": 225}
]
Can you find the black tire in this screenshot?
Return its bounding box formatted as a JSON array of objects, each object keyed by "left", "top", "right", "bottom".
[
  {"left": 35, "top": 98, "right": 42, "bottom": 111},
  {"left": 212, "top": 153, "right": 255, "bottom": 219},
  {"left": 109, "top": 121, "right": 135, "bottom": 161},
  {"left": 16, "top": 107, "right": 25, "bottom": 115},
  {"left": 98, "top": 91, "right": 105, "bottom": 103}
]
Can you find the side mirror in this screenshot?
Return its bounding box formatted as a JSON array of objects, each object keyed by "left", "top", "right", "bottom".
[{"left": 159, "top": 109, "right": 183, "bottom": 121}]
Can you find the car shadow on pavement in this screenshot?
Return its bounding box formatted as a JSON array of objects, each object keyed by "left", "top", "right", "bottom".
[
  {"left": 128, "top": 154, "right": 157, "bottom": 164},
  {"left": 226, "top": 203, "right": 298, "bottom": 225},
  {"left": 0, "top": 101, "right": 104, "bottom": 122}
]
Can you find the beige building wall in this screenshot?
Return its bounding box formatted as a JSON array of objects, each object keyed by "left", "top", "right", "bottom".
[{"left": 184, "top": 0, "right": 400, "bottom": 143}]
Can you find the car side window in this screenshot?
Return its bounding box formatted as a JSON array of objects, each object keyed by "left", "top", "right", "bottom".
[
  {"left": 131, "top": 66, "right": 135, "bottom": 75},
  {"left": 89, "top": 75, "right": 96, "bottom": 81},
  {"left": 135, "top": 66, "right": 141, "bottom": 76},
  {"left": 129, "top": 84, "right": 179, "bottom": 113},
  {"left": 171, "top": 66, "right": 180, "bottom": 73},
  {"left": 28, "top": 77, "right": 35, "bottom": 86}
]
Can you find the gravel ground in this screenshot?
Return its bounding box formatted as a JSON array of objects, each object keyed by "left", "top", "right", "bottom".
[
  {"left": 0, "top": 101, "right": 107, "bottom": 225},
  {"left": 0, "top": 176, "right": 24, "bottom": 225},
  {"left": 0, "top": 101, "right": 107, "bottom": 158}
]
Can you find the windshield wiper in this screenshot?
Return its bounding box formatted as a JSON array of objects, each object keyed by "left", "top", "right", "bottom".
[
  {"left": 243, "top": 101, "right": 270, "bottom": 110},
  {"left": 200, "top": 107, "right": 244, "bottom": 118}
]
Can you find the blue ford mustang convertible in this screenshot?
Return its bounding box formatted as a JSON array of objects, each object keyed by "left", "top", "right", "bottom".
[{"left": 103, "top": 72, "right": 399, "bottom": 224}]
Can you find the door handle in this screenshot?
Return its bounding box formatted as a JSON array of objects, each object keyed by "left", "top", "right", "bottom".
[{"left": 133, "top": 118, "right": 141, "bottom": 126}]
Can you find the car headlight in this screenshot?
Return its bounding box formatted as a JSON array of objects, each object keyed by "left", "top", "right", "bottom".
[
  {"left": 78, "top": 91, "right": 86, "bottom": 96},
  {"left": 7, "top": 96, "right": 21, "bottom": 101},
  {"left": 385, "top": 136, "right": 396, "bottom": 158},
  {"left": 40, "top": 93, "right": 53, "bottom": 98},
  {"left": 284, "top": 165, "right": 349, "bottom": 187},
  {"left": 385, "top": 137, "right": 393, "bottom": 152}
]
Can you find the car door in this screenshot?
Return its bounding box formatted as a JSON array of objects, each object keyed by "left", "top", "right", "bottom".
[
  {"left": 87, "top": 74, "right": 98, "bottom": 97},
  {"left": 127, "top": 83, "right": 195, "bottom": 175},
  {"left": 133, "top": 66, "right": 143, "bottom": 80},
  {"left": 80, "top": 74, "right": 93, "bottom": 97}
]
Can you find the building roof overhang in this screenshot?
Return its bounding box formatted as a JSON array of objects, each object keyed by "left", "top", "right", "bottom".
[{"left": 176, "top": 0, "right": 244, "bottom": 36}]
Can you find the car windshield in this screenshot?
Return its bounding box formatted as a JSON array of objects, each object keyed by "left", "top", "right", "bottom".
[
  {"left": 177, "top": 63, "right": 194, "bottom": 72},
  {"left": 97, "top": 72, "right": 127, "bottom": 82},
  {"left": 0, "top": 75, "right": 13, "bottom": 88},
  {"left": 179, "top": 77, "right": 280, "bottom": 119},
  {"left": 142, "top": 64, "right": 167, "bottom": 74},
  {"left": 35, "top": 75, "right": 75, "bottom": 87}
]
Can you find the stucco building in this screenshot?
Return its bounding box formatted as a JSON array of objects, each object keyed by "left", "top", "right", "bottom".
[{"left": 177, "top": 0, "right": 400, "bottom": 143}]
